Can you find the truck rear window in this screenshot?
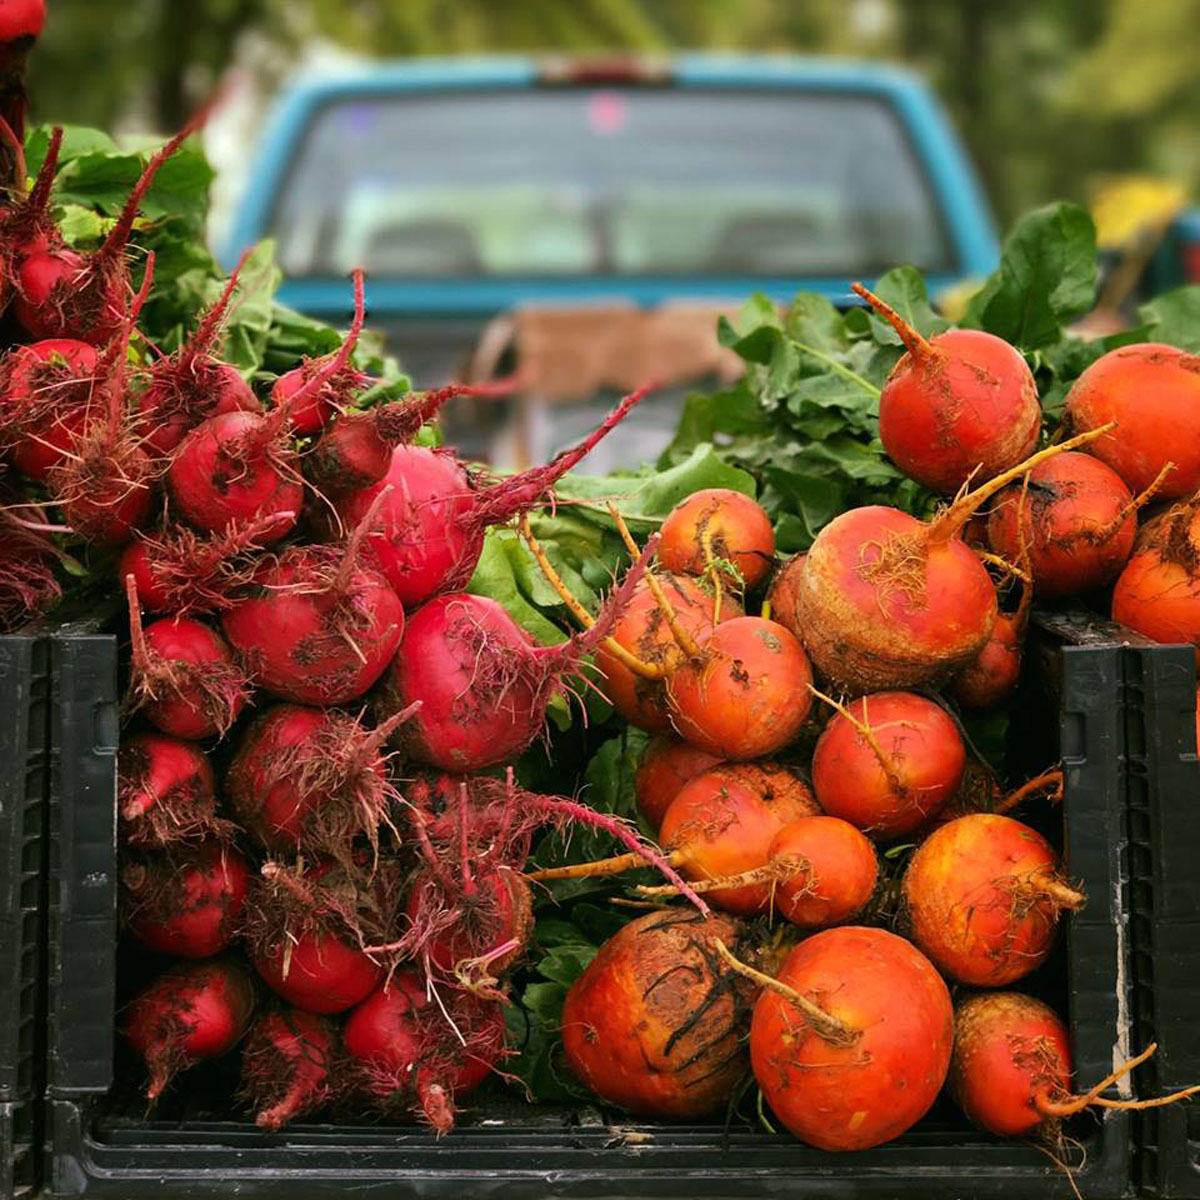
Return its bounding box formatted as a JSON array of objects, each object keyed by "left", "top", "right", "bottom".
[{"left": 269, "top": 88, "right": 954, "bottom": 279}]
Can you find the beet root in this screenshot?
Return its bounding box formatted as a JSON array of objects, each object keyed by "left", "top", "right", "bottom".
[
  {"left": 787, "top": 431, "right": 1105, "bottom": 694},
  {"left": 986, "top": 451, "right": 1145, "bottom": 598},
  {"left": 117, "top": 733, "right": 227, "bottom": 846},
  {"left": 657, "top": 488, "right": 776, "bottom": 590},
  {"left": 768, "top": 816, "right": 879, "bottom": 928},
  {"left": 242, "top": 859, "right": 392, "bottom": 1015},
  {"left": 331, "top": 385, "right": 645, "bottom": 608},
  {"left": 748, "top": 926, "right": 953, "bottom": 1150},
  {"left": 225, "top": 703, "right": 407, "bottom": 857},
  {"left": 241, "top": 1008, "right": 338, "bottom": 1131},
  {"left": 810, "top": 690, "right": 966, "bottom": 838},
  {"left": 124, "top": 576, "right": 251, "bottom": 740},
  {"left": 657, "top": 763, "right": 820, "bottom": 914},
  {"left": 219, "top": 513, "right": 405, "bottom": 706},
  {"left": 122, "top": 843, "right": 250, "bottom": 958},
  {"left": 634, "top": 737, "right": 723, "bottom": 830},
  {"left": 123, "top": 956, "right": 257, "bottom": 1102},
  {"left": 343, "top": 971, "right": 506, "bottom": 1134},
  {"left": 1112, "top": 496, "right": 1200, "bottom": 663},
  {"left": 562, "top": 910, "right": 757, "bottom": 1119},
  {"left": 1066, "top": 342, "right": 1200, "bottom": 498},
  {"left": 855, "top": 283, "right": 1040, "bottom": 495},
  {"left": 594, "top": 571, "right": 738, "bottom": 734},
  {"left": 902, "top": 813, "right": 1085, "bottom": 986},
  {"left": 667, "top": 616, "right": 813, "bottom": 759},
  {"left": 951, "top": 991, "right": 1200, "bottom": 1138},
  {"left": 379, "top": 538, "right": 654, "bottom": 771}
]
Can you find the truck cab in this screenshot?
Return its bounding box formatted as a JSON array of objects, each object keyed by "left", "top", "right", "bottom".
[{"left": 224, "top": 54, "right": 999, "bottom": 465}]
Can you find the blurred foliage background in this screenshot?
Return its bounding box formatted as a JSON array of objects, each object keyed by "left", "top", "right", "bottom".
[{"left": 27, "top": 0, "right": 1200, "bottom": 225}]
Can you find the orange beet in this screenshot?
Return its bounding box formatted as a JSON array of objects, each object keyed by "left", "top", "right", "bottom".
[
  {"left": 1112, "top": 499, "right": 1200, "bottom": 664},
  {"left": 561, "top": 910, "right": 755, "bottom": 1119},
  {"left": 950, "top": 612, "right": 1023, "bottom": 710},
  {"left": 902, "top": 814, "right": 1084, "bottom": 986},
  {"left": 594, "top": 572, "right": 738, "bottom": 733},
  {"left": 751, "top": 927, "right": 953, "bottom": 1150},
  {"left": 658, "top": 488, "right": 776, "bottom": 589},
  {"left": 668, "top": 617, "right": 813, "bottom": 759},
  {"left": 811, "top": 691, "right": 966, "bottom": 838},
  {"left": 987, "top": 451, "right": 1136, "bottom": 597},
  {"left": 765, "top": 553, "right": 804, "bottom": 637},
  {"left": 949, "top": 992, "right": 1071, "bottom": 1137},
  {"left": 1066, "top": 343, "right": 1200, "bottom": 498},
  {"left": 634, "top": 737, "right": 722, "bottom": 830},
  {"left": 768, "top": 816, "right": 878, "bottom": 928},
  {"left": 659, "top": 763, "right": 819, "bottom": 914}
]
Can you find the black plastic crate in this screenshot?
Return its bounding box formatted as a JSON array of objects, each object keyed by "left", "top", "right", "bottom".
[
  {"left": 43, "top": 625, "right": 1137, "bottom": 1199},
  {"left": 0, "top": 635, "right": 50, "bottom": 1200},
  {"left": 1122, "top": 643, "right": 1200, "bottom": 1198}
]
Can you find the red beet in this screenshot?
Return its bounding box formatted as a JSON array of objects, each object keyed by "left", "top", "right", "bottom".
[
  {"left": 903, "top": 813, "right": 1085, "bottom": 986},
  {"left": 811, "top": 691, "right": 966, "bottom": 838},
  {"left": 117, "top": 733, "right": 226, "bottom": 846},
  {"left": 3, "top": 337, "right": 100, "bottom": 481},
  {"left": 137, "top": 249, "right": 260, "bottom": 455},
  {"left": 47, "top": 261, "right": 157, "bottom": 545},
  {"left": 124, "top": 575, "right": 252, "bottom": 740},
  {"left": 343, "top": 971, "right": 505, "bottom": 1134},
  {"left": 15, "top": 118, "right": 200, "bottom": 344},
  {"left": 241, "top": 1008, "right": 338, "bottom": 1131},
  {"left": 270, "top": 269, "right": 366, "bottom": 435},
  {"left": 378, "top": 537, "right": 654, "bottom": 771},
  {"left": 123, "top": 843, "right": 250, "bottom": 958},
  {"left": 749, "top": 927, "right": 953, "bottom": 1150},
  {"left": 244, "top": 860, "right": 392, "bottom": 1015},
  {"left": 225, "top": 703, "right": 413, "bottom": 856},
  {"left": 786, "top": 432, "right": 1102, "bottom": 693},
  {"left": 634, "top": 737, "right": 723, "bottom": 830},
  {"left": 124, "top": 956, "right": 256, "bottom": 1102},
  {"left": 854, "top": 283, "right": 1040, "bottom": 495},
  {"left": 0, "top": 524, "right": 59, "bottom": 632},
  {"left": 307, "top": 377, "right": 520, "bottom": 495},
  {"left": 330, "top": 384, "right": 645, "bottom": 608},
  {"left": 0, "top": 121, "right": 59, "bottom": 310},
  {"left": 167, "top": 406, "right": 303, "bottom": 541},
  {"left": 220, "top": 493, "right": 405, "bottom": 705},
  {"left": 1066, "top": 343, "right": 1200, "bottom": 499},
  {"left": 987, "top": 451, "right": 1143, "bottom": 597},
  {"left": 119, "top": 510, "right": 295, "bottom": 616}
]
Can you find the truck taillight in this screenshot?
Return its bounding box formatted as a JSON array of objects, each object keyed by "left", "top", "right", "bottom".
[
  {"left": 1185, "top": 242, "right": 1200, "bottom": 284},
  {"left": 538, "top": 55, "right": 672, "bottom": 85}
]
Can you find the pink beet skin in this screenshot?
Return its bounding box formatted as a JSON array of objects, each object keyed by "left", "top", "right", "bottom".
[
  {"left": 168, "top": 409, "right": 303, "bottom": 539},
  {"left": 124, "top": 957, "right": 257, "bottom": 1102},
  {"left": 251, "top": 927, "right": 384, "bottom": 1015}
]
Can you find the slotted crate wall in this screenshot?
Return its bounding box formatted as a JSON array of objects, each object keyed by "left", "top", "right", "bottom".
[{"left": 0, "top": 636, "right": 51, "bottom": 1200}]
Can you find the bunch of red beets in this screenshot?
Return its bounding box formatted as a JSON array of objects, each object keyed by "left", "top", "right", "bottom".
[{"left": 3, "top": 106, "right": 1200, "bottom": 1152}]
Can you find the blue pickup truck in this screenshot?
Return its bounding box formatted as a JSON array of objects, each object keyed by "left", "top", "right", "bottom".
[{"left": 224, "top": 54, "right": 1001, "bottom": 463}]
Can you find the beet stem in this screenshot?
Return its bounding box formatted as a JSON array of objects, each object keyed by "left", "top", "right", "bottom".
[
  {"left": 26, "top": 125, "right": 62, "bottom": 220},
  {"left": 928, "top": 424, "right": 1115, "bottom": 545},
  {"left": 517, "top": 514, "right": 665, "bottom": 680},
  {"left": 711, "top": 938, "right": 856, "bottom": 1046},
  {"left": 850, "top": 282, "right": 935, "bottom": 361},
  {"left": 183, "top": 246, "right": 254, "bottom": 362},
  {"left": 634, "top": 854, "right": 809, "bottom": 897},
  {"left": 607, "top": 501, "right": 703, "bottom": 659},
  {"left": 0, "top": 113, "right": 26, "bottom": 190}
]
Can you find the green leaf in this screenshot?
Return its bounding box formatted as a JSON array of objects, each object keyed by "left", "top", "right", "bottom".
[
  {"left": 535, "top": 944, "right": 598, "bottom": 987},
  {"left": 1138, "top": 286, "right": 1200, "bottom": 353},
  {"left": 784, "top": 291, "right": 849, "bottom": 353},
  {"left": 963, "top": 202, "right": 1098, "bottom": 349}
]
